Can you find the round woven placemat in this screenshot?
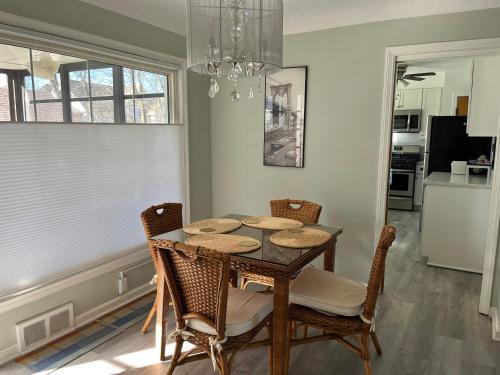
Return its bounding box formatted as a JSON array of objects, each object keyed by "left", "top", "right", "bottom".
[
  {"left": 183, "top": 218, "right": 241, "bottom": 235},
  {"left": 270, "top": 228, "right": 331, "bottom": 248},
  {"left": 185, "top": 234, "right": 261, "bottom": 254},
  {"left": 241, "top": 216, "right": 303, "bottom": 230}
]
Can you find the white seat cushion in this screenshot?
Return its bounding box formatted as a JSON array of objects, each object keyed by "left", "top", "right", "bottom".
[
  {"left": 290, "top": 267, "right": 367, "bottom": 316},
  {"left": 187, "top": 287, "right": 273, "bottom": 337}
]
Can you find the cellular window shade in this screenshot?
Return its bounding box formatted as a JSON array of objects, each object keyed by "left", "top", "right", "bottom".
[{"left": 0, "top": 123, "right": 185, "bottom": 297}]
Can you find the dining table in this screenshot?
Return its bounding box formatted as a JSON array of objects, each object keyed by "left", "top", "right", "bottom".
[{"left": 150, "top": 214, "right": 343, "bottom": 375}]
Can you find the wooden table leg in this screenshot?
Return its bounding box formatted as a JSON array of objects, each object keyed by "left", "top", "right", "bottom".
[
  {"left": 272, "top": 277, "right": 290, "bottom": 375},
  {"left": 323, "top": 238, "right": 337, "bottom": 272},
  {"left": 155, "top": 262, "right": 169, "bottom": 361}
]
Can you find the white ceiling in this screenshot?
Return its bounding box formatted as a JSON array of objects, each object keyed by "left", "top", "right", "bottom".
[{"left": 80, "top": 0, "right": 500, "bottom": 36}]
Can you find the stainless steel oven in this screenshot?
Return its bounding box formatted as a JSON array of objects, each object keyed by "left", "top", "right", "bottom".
[
  {"left": 390, "top": 169, "right": 415, "bottom": 197},
  {"left": 393, "top": 110, "right": 422, "bottom": 133}
]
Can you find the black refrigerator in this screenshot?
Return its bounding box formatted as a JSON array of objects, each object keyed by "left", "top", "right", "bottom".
[{"left": 424, "top": 116, "right": 493, "bottom": 176}]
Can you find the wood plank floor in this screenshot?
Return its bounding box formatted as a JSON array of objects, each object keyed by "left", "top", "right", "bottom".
[{"left": 2, "top": 210, "right": 499, "bottom": 374}]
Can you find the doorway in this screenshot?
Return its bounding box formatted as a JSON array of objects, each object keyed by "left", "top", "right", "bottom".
[{"left": 375, "top": 38, "right": 500, "bottom": 315}]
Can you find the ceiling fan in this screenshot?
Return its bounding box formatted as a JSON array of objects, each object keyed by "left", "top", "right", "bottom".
[{"left": 397, "top": 64, "right": 436, "bottom": 87}]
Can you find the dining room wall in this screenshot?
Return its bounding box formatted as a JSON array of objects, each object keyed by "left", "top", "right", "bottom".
[
  {"left": 0, "top": 0, "right": 213, "bottom": 362},
  {"left": 210, "top": 8, "right": 500, "bottom": 286}
]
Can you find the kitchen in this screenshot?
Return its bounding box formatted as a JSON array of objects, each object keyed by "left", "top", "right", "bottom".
[{"left": 388, "top": 54, "right": 500, "bottom": 274}]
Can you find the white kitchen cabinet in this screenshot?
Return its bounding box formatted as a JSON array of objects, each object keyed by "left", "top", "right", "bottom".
[
  {"left": 467, "top": 55, "right": 500, "bottom": 137},
  {"left": 421, "top": 173, "right": 491, "bottom": 272},
  {"left": 420, "top": 88, "right": 442, "bottom": 137},
  {"left": 394, "top": 88, "right": 423, "bottom": 110}
]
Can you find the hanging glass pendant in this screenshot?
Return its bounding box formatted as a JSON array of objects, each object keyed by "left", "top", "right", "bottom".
[
  {"left": 208, "top": 77, "right": 220, "bottom": 99},
  {"left": 186, "top": 0, "right": 283, "bottom": 100},
  {"left": 256, "top": 74, "right": 263, "bottom": 95},
  {"left": 248, "top": 85, "right": 254, "bottom": 99},
  {"left": 230, "top": 84, "right": 240, "bottom": 102}
]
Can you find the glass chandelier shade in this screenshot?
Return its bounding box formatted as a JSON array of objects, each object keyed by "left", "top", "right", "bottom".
[{"left": 187, "top": 0, "right": 283, "bottom": 100}]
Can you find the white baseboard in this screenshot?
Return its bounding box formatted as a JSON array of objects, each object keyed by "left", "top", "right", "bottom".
[
  {"left": 75, "top": 283, "right": 155, "bottom": 327},
  {"left": 0, "top": 283, "right": 155, "bottom": 366},
  {"left": 426, "top": 261, "right": 482, "bottom": 274},
  {"left": 0, "top": 344, "right": 18, "bottom": 368},
  {"left": 491, "top": 307, "right": 500, "bottom": 341}
]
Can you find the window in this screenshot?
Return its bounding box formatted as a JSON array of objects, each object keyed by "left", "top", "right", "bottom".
[
  {"left": 0, "top": 43, "right": 172, "bottom": 124},
  {"left": 124, "top": 68, "right": 169, "bottom": 124}
]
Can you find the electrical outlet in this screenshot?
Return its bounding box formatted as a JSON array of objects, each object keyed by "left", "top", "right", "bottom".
[{"left": 118, "top": 272, "right": 128, "bottom": 294}]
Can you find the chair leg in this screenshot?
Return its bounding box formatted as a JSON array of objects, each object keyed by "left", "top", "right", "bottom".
[
  {"left": 218, "top": 352, "right": 230, "bottom": 375},
  {"left": 240, "top": 277, "right": 248, "bottom": 290},
  {"left": 360, "top": 334, "right": 373, "bottom": 375},
  {"left": 301, "top": 324, "right": 308, "bottom": 338},
  {"left": 230, "top": 270, "right": 238, "bottom": 288},
  {"left": 266, "top": 321, "right": 273, "bottom": 372},
  {"left": 370, "top": 331, "right": 382, "bottom": 356},
  {"left": 165, "top": 337, "right": 184, "bottom": 375},
  {"left": 141, "top": 301, "right": 157, "bottom": 334}
]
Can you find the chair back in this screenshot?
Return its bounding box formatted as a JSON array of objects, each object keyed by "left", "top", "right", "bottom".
[
  {"left": 362, "top": 225, "right": 396, "bottom": 321},
  {"left": 156, "top": 241, "right": 230, "bottom": 338},
  {"left": 270, "top": 199, "right": 322, "bottom": 224},
  {"left": 140, "top": 202, "right": 183, "bottom": 271}
]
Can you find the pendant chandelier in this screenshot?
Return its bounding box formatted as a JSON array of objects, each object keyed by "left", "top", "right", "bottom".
[{"left": 186, "top": 0, "right": 283, "bottom": 101}]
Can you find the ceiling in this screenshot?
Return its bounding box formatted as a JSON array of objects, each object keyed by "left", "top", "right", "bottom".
[{"left": 80, "top": 0, "right": 500, "bottom": 36}]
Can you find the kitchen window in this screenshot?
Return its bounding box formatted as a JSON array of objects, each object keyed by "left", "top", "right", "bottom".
[{"left": 0, "top": 43, "right": 172, "bottom": 124}]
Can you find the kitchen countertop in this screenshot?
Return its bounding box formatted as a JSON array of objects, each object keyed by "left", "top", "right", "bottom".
[{"left": 424, "top": 171, "right": 492, "bottom": 189}]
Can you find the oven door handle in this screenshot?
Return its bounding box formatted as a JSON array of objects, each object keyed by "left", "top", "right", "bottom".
[{"left": 391, "top": 169, "right": 415, "bottom": 173}]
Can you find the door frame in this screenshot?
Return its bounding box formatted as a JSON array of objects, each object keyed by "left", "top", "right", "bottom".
[{"left": 375, "top": 37, "right": 500, "bottom": 315}]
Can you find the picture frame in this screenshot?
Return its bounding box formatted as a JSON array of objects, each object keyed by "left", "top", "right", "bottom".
[{"left": 263, "top": 66, "right": 308, "bottom": 168}]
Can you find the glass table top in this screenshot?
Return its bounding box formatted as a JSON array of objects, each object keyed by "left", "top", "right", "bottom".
[{"left": 152, "top": 214, "right": 343, "bottom": 267}]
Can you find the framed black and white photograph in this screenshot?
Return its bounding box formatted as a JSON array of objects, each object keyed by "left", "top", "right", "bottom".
[{"left": 264, "top": 66, "right": 307, "bottom": 168}]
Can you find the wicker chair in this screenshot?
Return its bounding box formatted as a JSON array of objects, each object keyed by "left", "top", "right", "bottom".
[
  {"left": 156, "top": 241, "right": 273, "bottom": 375},
  {"left": 287, "top": 225, "right": 396, "bottom": 375},
  {"left": 139, "top": 202, "right": 183, "bottom": 334},
  {"left": 240, "top": 199, "right": 322, "bottom": 290}
]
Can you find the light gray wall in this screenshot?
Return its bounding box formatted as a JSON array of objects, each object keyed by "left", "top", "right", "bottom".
[
  {"left": 211, "top": 8, "right": 500, "bottom": 285},
  {"left": 188, "top": 72, "right": 213, "bottom": 221},
  {"left": 0, "top": 0, "right": 212, "bottom": 356}
]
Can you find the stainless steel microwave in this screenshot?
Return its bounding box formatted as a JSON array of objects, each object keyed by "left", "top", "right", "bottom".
[{"left": 393, "top": 110, "right": 422, "bottom": 133}]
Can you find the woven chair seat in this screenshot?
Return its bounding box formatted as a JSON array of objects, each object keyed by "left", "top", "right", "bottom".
[
  {"left": 187, "top": 287, "right": 273, "bottom": 337},
  {"left": 290, "top": 267, "right": 366, "bottom": 317},
  {"left": 288, "top": 303, "right": 369, "bottom": 334}
]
